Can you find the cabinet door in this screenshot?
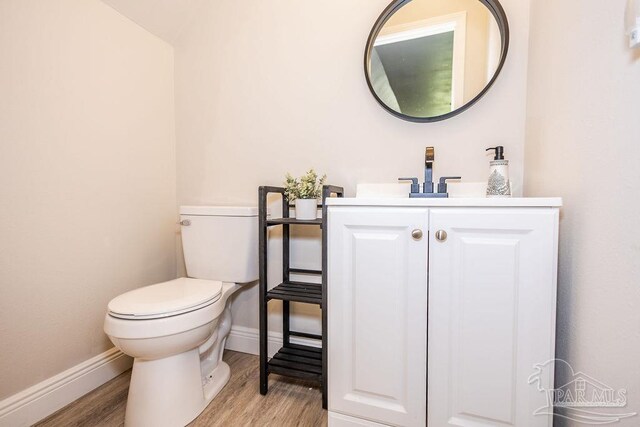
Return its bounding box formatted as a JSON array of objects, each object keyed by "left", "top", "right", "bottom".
[
  {"left": 428, "top": 208, "right": 558, "bottom": 427},
  {"left": 328, "top": 207, "right": 428, "bottom": 427}
]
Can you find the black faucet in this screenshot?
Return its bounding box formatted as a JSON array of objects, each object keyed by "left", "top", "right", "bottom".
[{"left": 399, "top": 147, "right": 461, "bottom": 198}]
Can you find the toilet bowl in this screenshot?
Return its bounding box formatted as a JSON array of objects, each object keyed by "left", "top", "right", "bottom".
[{"left": 104, "top": 206, "right": 258, "bottom": 427}]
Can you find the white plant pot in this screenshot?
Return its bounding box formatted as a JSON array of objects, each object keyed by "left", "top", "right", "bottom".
[{"left": 295, "top": 199, "right": 318, "bottom": 220}]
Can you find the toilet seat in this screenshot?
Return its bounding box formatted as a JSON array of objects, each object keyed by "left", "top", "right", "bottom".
[{"left": 108, "top": 278, "right": 223, "bottom": 320}]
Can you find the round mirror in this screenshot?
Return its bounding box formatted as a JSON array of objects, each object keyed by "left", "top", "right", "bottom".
[{"left": 365, "top": 0, "right": 509, "bottom": 122}]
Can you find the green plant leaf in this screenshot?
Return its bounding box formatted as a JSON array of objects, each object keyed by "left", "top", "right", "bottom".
[{"left": 283, "top": 169, "right": 326, "bottom": 201}]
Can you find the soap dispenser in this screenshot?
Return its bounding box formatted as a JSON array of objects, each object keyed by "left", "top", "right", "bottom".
[{"left": 485, "top": 146, "right": 511, "bottom": 198}]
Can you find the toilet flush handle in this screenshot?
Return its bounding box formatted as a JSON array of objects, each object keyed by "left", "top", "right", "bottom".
[{"left": 179, "top": 219, "right": 191, "bottom": 226}]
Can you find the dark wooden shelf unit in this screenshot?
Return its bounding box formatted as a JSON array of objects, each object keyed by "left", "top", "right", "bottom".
[{"left": 258, "top": 184, "right": 344, "bottom": 410}]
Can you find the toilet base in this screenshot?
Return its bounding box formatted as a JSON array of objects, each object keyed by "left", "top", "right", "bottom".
[
  {"left": 124, "top": 350, "right": 231, "bottom": 427},
  {"left": 203, "top": 361, "right": 231, "bottom": 403}
]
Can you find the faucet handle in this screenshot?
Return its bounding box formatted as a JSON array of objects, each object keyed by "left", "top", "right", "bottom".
[
  {"left": 398, "top": 177, "right": 420, "bottom": 194},
  {"left": 437, "top": 176, "right": 462, "bottom": 194},
  {"left": 425, "top": 147, "right": 435, "bottom": 163}
]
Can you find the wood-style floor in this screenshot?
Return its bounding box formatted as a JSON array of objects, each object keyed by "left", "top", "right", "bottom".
[{"left": 36, "top": 351, "right": 327, "bottom": 427}]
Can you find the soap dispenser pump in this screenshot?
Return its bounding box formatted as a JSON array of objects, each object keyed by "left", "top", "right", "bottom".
[{"left": 485, "top": 146, "right": 511, "bottom": 198}]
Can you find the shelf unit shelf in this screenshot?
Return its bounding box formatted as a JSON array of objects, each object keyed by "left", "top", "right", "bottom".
[
  {"left": 266, "top": 218, "right": 323, "bottom": 226},
  {"left": 267, "top": 281, "right": 322, "bottom": 305},
  {"left": 268, "top": 344, "right": 323, "bottom": 381},
  {"left": 258, "top": 184, "right": 344, "bottom": 410}
]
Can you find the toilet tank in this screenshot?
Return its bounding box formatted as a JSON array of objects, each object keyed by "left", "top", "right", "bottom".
[{"left": 179, "top": 206, "right": 258, "bottom": 283}]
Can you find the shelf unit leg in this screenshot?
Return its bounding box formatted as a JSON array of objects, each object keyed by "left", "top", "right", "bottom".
[
  {"left": 322, "top": 223, "right": 328, "bottom": 409},
  {"left": 283, "top": 301, "right": 291, "bottom": 347},
  {"left": 283, "top": 205, "right": 290, "bottom": 348},
  {"left": 259, "top": 188, "right": 268, "bottom": 395}
]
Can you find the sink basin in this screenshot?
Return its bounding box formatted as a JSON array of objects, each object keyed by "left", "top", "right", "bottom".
[{"left": 356, "top": 183, "right": 411, "bottom": 198}]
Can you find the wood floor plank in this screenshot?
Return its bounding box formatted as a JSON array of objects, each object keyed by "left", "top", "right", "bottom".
[{"left": 35, "top": 351, "right": 327, "bottom": 427}]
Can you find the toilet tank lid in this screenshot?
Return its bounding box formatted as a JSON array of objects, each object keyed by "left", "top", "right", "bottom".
[{"left": 180, "top": 205, "right": 258, "bottom": 217}]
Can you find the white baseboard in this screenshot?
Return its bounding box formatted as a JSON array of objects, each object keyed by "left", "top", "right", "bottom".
[
  {"left": 0, "top": 347, "right": 132, "bottom": 427},
  {"left": 0, "top": 327, "right": 313, "bottom": 427},
  {"left": 225, "top": 325, "right": 321, "bottom": 357}
]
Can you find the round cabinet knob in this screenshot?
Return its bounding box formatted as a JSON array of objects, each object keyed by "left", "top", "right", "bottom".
[
  {"left": 412, "top": 229, "right": 423, "bottom": 240},
  {"left": 435, "top": 230, "right": 448, "bottom": 242},
  {"left": 180, "top": 219, "right": 191, "bottom": 226}
]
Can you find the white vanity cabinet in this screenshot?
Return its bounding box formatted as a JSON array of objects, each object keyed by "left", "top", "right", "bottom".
[
  {"left": 327, "top": 199, "right": 560, "bottom": 427},
  {"left": 327, "top": 207, "right": 429, "bottom": 427}
]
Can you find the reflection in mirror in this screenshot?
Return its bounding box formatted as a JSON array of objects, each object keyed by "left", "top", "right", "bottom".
[{"left": 366, "top": 0, "right": 509, "bottom": 122}]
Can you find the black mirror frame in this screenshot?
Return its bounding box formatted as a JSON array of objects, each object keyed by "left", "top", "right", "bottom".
[{"left": 364, "top": 0, "right": 510, "bottom": 123}]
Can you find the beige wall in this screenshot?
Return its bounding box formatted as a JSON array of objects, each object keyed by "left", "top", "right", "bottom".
[
  {"left": 0, "top": 0, "right": 177, "bottom": 399},
  {"left": 174, "top": 0, "right": 531, "bottom": 333},
  {"left": 525, "top": 0, "right": 640, "bottom": 423}
]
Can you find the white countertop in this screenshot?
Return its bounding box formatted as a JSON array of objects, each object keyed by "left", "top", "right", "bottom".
[{"left": 326, "top": 197, "right": 562, "bottom": 208}]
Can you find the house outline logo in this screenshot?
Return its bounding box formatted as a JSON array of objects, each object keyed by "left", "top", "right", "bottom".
[{"left": 528, "top": 359, "right": 637, "bottom": 424}]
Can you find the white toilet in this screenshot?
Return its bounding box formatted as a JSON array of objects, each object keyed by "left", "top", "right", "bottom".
[{"left": 104, "top": 206, "right": 258, "bottom": 427}]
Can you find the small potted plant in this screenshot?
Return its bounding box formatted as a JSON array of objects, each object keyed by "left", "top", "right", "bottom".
[{"left": 284, "top": 169, "right": 327, "bottom": 220}]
